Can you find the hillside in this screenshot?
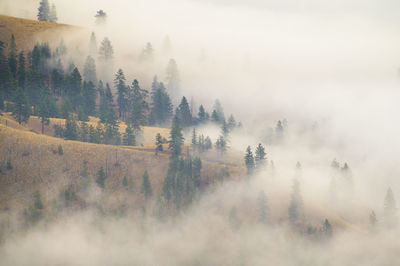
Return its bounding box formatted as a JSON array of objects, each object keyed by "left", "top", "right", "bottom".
[{"left": 0, "top": 14, "right": 80, "bottom": 50}]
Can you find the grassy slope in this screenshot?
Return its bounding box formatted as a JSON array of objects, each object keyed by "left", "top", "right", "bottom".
[{"left": 0, "top": 14, "right": 79, "bottom": 50}]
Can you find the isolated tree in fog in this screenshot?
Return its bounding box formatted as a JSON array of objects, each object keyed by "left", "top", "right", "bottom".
[
  {"left": 275, "top": 120, "right": 284, "bottom": 142},
  {"left": 176, "top": 96, "right": 192, "bottom": 127},
  {"left": 49, "top": 3, "right": 58, "bottom": 22},
  {"left": 96, "top": 167, "right": 107, "bottom": 189},
  {"left": 11, "top": 87, "right": 30, "bottom": 124},
  {"left": 255, "top": 143, "right": 267, "bottom": 169},
  {"left": 215, "top": 135, "right": 227, "bottom": 156},
  {"left": 369, "top": 210, "right": 378, "bottom": 230},
  {"left": 384, "top": 187, "right": 397, "bottom": 228},
  {"left": 83, "top": 56, "right": 97, "bottom": 84},
  {"left": 99, "top": 37, "right": 114, "bottom": 61},
  {"left": 244, "top": 146, "right": 255, "bottom": 175},
  {"left": 198, "top": 105, "right": 208, "bottom": 123},
  {"left": 320, "top": 219, "right": 332, "bottom": 239},
  {"left": 37, "top": 0, "right": 50, "bottom": 21},
  {"left": 227, "top": 114, "right": 236, "bottom": 129},
  {"left": 211, "top": 99, "right": 225, "bottom": 124},
  {"left": 139, "top": 42, "right": 154, "bottom": 62},
  {"left": 191, "top": 128, "right": 197, "bottom": 152},
  {"left": 169, "top": 114, "right": 184, "bottom": 157},
  {"left": 141, "top": 170, "right": 153, "bottom": 200},
  {"left": 257, "top": 190, "right": 269, "bottom": 225},
  {"left": 95, "top": 10, "right": 107, "bottom": 25},
  {"left": 289, "top": 179, "right": 304, "bottom": 224},
  {"left": 155, "top": 133, "right": 164, "bottom": 153},
  {"left": 165, "top": 58, "right": 180, "bottom": 97}
]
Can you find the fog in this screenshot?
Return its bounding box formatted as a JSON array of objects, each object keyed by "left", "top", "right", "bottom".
[{"left": 1, "top": 0, "right": 400, "bottom": 265}]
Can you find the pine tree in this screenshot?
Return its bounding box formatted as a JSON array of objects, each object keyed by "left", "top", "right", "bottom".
[
  {"left": 99, "top": 37, "right": 113, "bottom": 61},
  {"left": 165, "top": 58, "right": 180, "bottom": 98},
  {"left": 193, "top": 157, "right": 202, "bottom": 189},
  {"left": 123, "top": 125, "right": 136, "bottom": 146},
  {"left": 83, "top": 56, "right": 97, "bottom": 84},
  {"left": 8, "top": 34, "right": 18, "bottom": 81},
  {"left": 95, "top": 10, "right": 107, "bottom": 25},
  {"left": 227, "top": 114, "right": 236, "bottom": 129},
  {"left": 96, "top": 167, "right": 107, "bottom": 189},
  {"left": 150, "top": 78, "right": 173, "bottom": 126},
  {"left": 49, "top": 3, "right": 57, "bottom": 22},
  {"left": 37, "top": 88, "right": 56, "bottom": 134},
  {"left": 289, "top": 179, "right": 304, "bottom": 225},
  {"left": 369, "top": 210, "right": 378, "bottom": 230},
  {"left": 204, "top": 136, "right": 212, "bottom": 150},
  {"left": 255, "top": 143, "right": 267, "bottom": 169},
  {"left": 89, "top": 32, "right": 97, "bottom": 57},
  {"left": 211, "top": 99, "right": 225, "bottom": 124},
  {"left": 11, "top": 87, "right": 30, "bottom": 124},
  {"left": 215, "top": 135, "right": 227, "bottom": 156},
  {"left": 64, "top": 114, "right": 78, "bottom": 140},
  {"left": 65, "top": 67, "right": 82, "bottom": 110},
  {"left": 82, "top": 81, "right": 97, "bottom": 116},
  {"left": 244, "top": 146, "right": 255, "bottom": 175},
  {"left": 221, "top": 119, "right": 230, "bottom": 140},
  {"left": 17, "top": 52, "right": 26, "bottom": 89},
  {"left": 384, "top": 187, "right": 397, "bottom": 228},
  {"left": 129, "top": 79, "right": 148, "bottom": 129},
  {"left": 37, "top": 0, "right": 50, "bottom": 21},
  {"left": 141, "top": 170, "right": 153, "bottom": 200},
  {"left": 114, "top": 69, "right": 128, "bottom": 119},
  {"left": 320, "top": 219, "right": 332, "bottom": 239},
  {"left": 257, "top": 190, "right": 269, "bottom": 225},
  {"left": 176, "top": 96, "right": 192, "bottom": 127},
  {"left": 0, "top": 41, "right": 10, "bottom": 98},
  {"left": 169, "top": 114, "right": 184, "bottom": 157},
  {"left": 198, "top": 105, "right": 208, "bottom": 123},
  {"left": 191, "top": 128, "right": 197, "bottom": 152},
  {"left": 275, "top": 120, "right": 284, "bottom": 142},
  {"left": 155, "top": 133, "right": 163, "bottom": 153},
  {"left": 139, "top": 42, "right": 154, "bottom": 62}
]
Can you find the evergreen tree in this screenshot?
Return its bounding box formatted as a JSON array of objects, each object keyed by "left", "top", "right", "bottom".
[
  {"left": 89, "top": 32, "right": 97, "bottom": 57},
  {"left": 320, "top": 219, "right": 332, "bottom": 239},
  {"left": 176, "top": 96, "right": 192, "bottom": 127},
  {"left": 275, "top": 120, "right": 284, "bottom": 142},
  {"left": 99, "top": 37, "right": 113, "bottom": 61},
  {"left": 11, "top": 87, "right": 30, "bottom": 124},
  {"left": 244, "top": 146, "right": 255, "bottom": 175},
  {"left": 227, "top": 114, "right": 236, "bottom": 129},
  {"left": 82, "top": 81, "right": 97, "bottom": 116},
  {"left": 129, "top": 79, "right": 148, "bottom": 129},
  {"left": 139, "top": 42, "right": 154, "bottom": 62},
  {"left": 49, "top": 3, "right": 58, "bottom": 22},
  {"left": 155, "top": 133, "right": 163, "bottom": 153},
  {"left": 37, "top": 88, "right": 56, "bottom": 134},
  {"left": 141, "top": 170, "right": 153, "bottom": 200},
  {"left": 257, "top": 190, "right": 269, "bottom": 225},
  {"left": 95, "top": 10, "right": 107, "bottom": 25},
  {"left": 384, "top": 187, "right": 397, "bottom": 228},
  {"left": 65, "top": 67, "right": 82, "bottom": 110},
  {"left": 60, "top": 98, "right": 72, "bottom": 119},
  {"left": 193, "top": 157, "right": 202, "bottom": 189},
  {"left": 37, "top": 0, "right": 50, "bottom": 21},
  {"left": 64, "top": 114, "right": 78, "bottom": 140},
  {"left": 204, "top": 136, "right": 212, "bottom": 150},
  {"left": 165, "top": 58, "right": 180, "bottom": 98},
  {"left": 8, "top": 34, "right": 18, "bottom": 81},
  {"left": 369, "top": 210, "right": 378, "bottom": 230},
  {"left": 83, "top": 56, "right": 97, "bottom": 84},
  {"left": 212, "top": 99, "right": 225, "bottom": 124},
  {"left": 215, "top": 135, "right": 227, "bottom": 156},
  {"left": 255, "top": 143, "right": 267, "bottom": 169},
  {"left": 169, "top": 114, "right": 184, "bottom": 157},
  {"left": 123, "top": 125, "right": 136, "bottom": 146},
  {"left": 114, "top": 69, "right": 128, "bottom": 119},
  {"left": 289, "top": 179, "right": 304, "bottom": 224},
  {"left": 198, "top": 105, "right": 208, "bottom": 123},
  {"left": 17, "top": 52, "right": 26, "bottom": 89},
  {"left": 221, "top": 119, "right": 230, "bottom": 139},
  {"left": 96, "top": 167, "right": 107, "bottom": 189},
  {"left": 149, "top": 78, "right": 173, "bottom": 125},
  {"left": 191, "top": 128, "right": 197, "bottom": 152},
  {"left": 0, "top": 41, "right": 10, "bottom": 98}
]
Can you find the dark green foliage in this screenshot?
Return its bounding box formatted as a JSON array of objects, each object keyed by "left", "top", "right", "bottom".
[
  {"left": 8, "top": 34, "right": 18, "bottom": 80},
  {"left": 83, "top": 56, "right": 97, "bottom": 84},
  {"left": 155, "top": 133, "right": 163, "bottom": 153},
  {"left": 191, "top": 128, "right": 197, "bottom": 152},
  {"left": 37, "top": 88, "right": 56, "bottom": 134},
  {"left": 255, "top": 143, "right": 267, "bottom": 169},
  {"left": 18, "top": 52, "right": 26, "bottom": 89},
  {"left": 114, "top": 69, "right": 128, "bottom": 119},
  {"left": 244, "top": 146, "right": 255, "bottom": 175},
  {"left": 211, "top": 99, "right": 225, "bottom": 124},
  {"left": 64, "top": 114, "right": 78, "bottom": 140},
  {"left": 37, "top": 0, "right": 50, "bottom": 21},
  {"left": 60, "top": 98, "right": 72, "bottom": 119},
  {"left": 82, "top": 81, "right": 97, "bottom": 116},
  {"left": 257, "top": 190, "right": 269, "bottom": 225},
  {"left": 58, "top": 144, "right": 63, "bottom": 155},
  {"left": 0, "top": 41, "right": 10, "bottom": 98},
  {"left": 96, "top": 167, "right": 107, "bottom": 189},
  {"left": 11, "top": 87, "right": 30, "bottom": 124},
  {"left": 169, "top": 115, "right": 184, "bottom": 157},
  {"left": 221, "top": 119, "right": 230, "bottom": 139},
  {"left": 141, "top": 170, "right": 153, "bottom": 200},
  {"left": 129, "top": 79, "right": 148, "bottom": 128},
  {"left": 176, "top": 96, "right": 192, "bottom": 127},
  {"left": 0, "top": 92, "right": 4, "bottom": 110},
  {"left": 65, "top": 67, "right": 82, "bottom": 110},
  {"left": 149, "top": 77, "right": 173, "bottom": 126},
  {"left": 289, "top": 179, "right": 304, "bottom": 225},
  {"left": 197, "top": 105, "right": 208, "bottom": 124},
  {"left": 123, "top": 126, "right": 136, "bottom": 146}
]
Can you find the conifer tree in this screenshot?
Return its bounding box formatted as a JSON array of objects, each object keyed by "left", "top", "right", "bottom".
[
  {"left": 289, "top": 179, "right": 304, "bottom": 224},
  {"left": 82, "top": 81, "right": 97, "bottom": 116},
  {"left": 8, "top": 34, "right": 18, "bottom": 81},
  {"left": 169, "top": 114, "right": 184, "bottom": 157},
  {"left": 96, "top": 167, "right": 107, "bottom": 189},
  {"left": 204, "top": 136, "right": 212, "bottom": 150},
  {"left": 384, "top": 187, "right": 397, "bottom": 228},
  {"left": 212, "top": 99, "right": 225, "bottom": 124},
  {"left": 64, "top": 114, "right": 78, "bottom": 140},
  {"left": 193, "top": 157, "right": 202, "bottom": 189},
  {"left": 114, "top": 69, "right": 128, "bottom": 119},
  {"left": 0, "top": 41, "right": 10, "bottom": 97},
  {"left": 141, "top": 170, "right": 153, "bottom": 200},
  {"left": 37, "top": 88, "right": 56, "bottom": 134},
  {"left": 11, "top": 87, "right": 30, "bottom": 124},
  {"left": 216, "top": 135, "right": 227, "bottom": 156},
  {"left": 99, "top": 37, "right": 113, "bottom": 61},
  {"left": 155, "top": 133, "right": 163, "bottom": 153},
  {"left": 369, "top": 210, "right": 378, "bottom": 230},
  {"left": 244, "top": 146, "right": 255, "bottom": 175},
  {"left": 123, "top": 126, "right": 136, "bottom": 146},
  {"left": 275, "top": 120, "right": 284, "bottom": 142},
  {"left": 65, "top": 67, "right": 82, "bottom": 110},
  {"left": 95, "top": 10, "right": 107, "bottom": 25},
  {"left": 49, "top": 3, "right": 58, "bottom": 22},
  {"left": 18, "top": 52, "right": 26, "bottom": 89},
  {"left": 139, "top": 42, "right": 154, "bottom": 62},
  {"left": 227, "top": 114, "right": 236, "bottom": 129},
  {"left": 176, "top": 96, "right": 192, "bottom": 127},
  {"left": 255, "top": 143, "right": 267, "bottom": 169},
  {"left": 198, "top": 105, "right": 208, "bottom": 123},
  {"left": 149, "top": 78, "right": 172, "bottom": 125},
  {"left": 89, "top": 32, "right": 97, "bottom": 57},
  {"left": 320, "top": 219, "right": 332, "bottom": 239},
  {"left": 129, "top": 79, "right": 149, "bottom": 129},
  {"left": 83, "top": 56, "right": 97, "bottom": 84},
  {"left": 37, "top": 0, "right": 50, "bottom": 21},
  {"left": 191, "top": 128, "right": 197, "bottom": 152},
  {"left": 165, "top": 58, "right": 180, "bottom": 98}
]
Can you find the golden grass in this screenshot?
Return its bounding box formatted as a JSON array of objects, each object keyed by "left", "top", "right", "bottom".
[{"left": 0, "top": 14, "right": 80, "bottom": 50}]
